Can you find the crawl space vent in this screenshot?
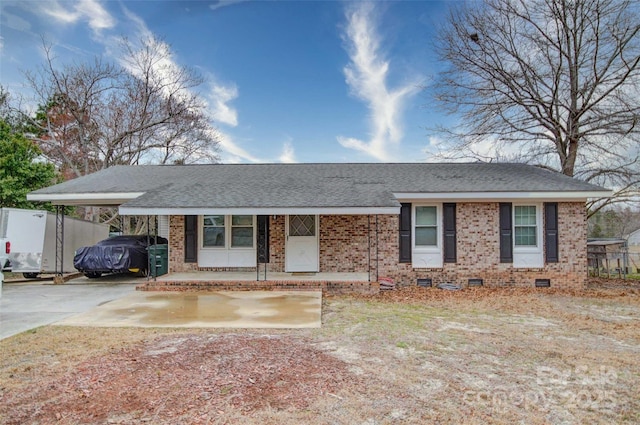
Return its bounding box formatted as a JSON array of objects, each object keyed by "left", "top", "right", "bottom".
[
  {"left": 468, "top": 278, "right": 484, "bottom": 287},
  {"left": 535, "top": 279, "right": 551, "bottom": 288},
  {"left": 417, "top": 278, "right": 432, "bottom": 287}
]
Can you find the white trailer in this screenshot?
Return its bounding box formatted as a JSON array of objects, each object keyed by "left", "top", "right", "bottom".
[{"left": 0, "top": 208, "right": 109, "bottom": 278}]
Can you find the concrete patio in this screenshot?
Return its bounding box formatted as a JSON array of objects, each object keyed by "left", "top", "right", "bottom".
[{"left": 55, "top": 290, "right": 322, "bottom": 329}]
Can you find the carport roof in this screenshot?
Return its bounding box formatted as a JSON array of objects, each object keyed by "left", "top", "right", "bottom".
[{"left": 27, "top": 163, "right": 610, "bottom": 214}]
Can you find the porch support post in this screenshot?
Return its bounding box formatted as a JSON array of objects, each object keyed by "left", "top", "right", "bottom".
[
  {"left": 55, "top": 205, "right": 64, "bottom": 277},
  {"left": 146, "top": 215, "right": 152, "bottom": 282}
]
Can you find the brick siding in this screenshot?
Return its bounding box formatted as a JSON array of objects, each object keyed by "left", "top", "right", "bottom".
[
  {"left": 168, "top": 215, "right": 198, "bottom": 273},
  {"left": 372, "top": 202, "right": 586, "bottom": 289},
  {"left": 167, "top": 202, "right": 587, "bottom": 290}
]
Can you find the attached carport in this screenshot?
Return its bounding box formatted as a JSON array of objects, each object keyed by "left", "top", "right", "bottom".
[{"left": 27, "top": 173, "right": 166, "bottom": 282}]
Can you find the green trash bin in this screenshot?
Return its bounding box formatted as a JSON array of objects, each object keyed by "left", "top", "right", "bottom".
[{"left": 148, "top": 244, "right": 168, "bottom": 277}]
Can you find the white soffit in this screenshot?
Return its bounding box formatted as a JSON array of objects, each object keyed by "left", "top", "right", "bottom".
[{"left": 27, "top": 192, "right": 145, "bottom": 206}]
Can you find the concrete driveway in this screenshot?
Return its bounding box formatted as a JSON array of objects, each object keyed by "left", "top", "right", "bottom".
[
  {"left": 1, "top": 276, "right": 138, "bottom": 340},
  {"left": 1, "top": 275, "right": 322, "bottom": 339}
]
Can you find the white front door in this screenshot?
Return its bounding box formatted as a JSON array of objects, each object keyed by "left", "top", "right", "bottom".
[{"left": 285, "top": 215, "right": 318, "bottom": 272}]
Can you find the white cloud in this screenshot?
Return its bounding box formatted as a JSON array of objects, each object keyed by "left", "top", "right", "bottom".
[
  {"left": 278, "top": 140, "right": 297, "bottom": 163},
  {"left": 209, "top": 0, "right": 248, "bottom": 12},
  {"left": 218, "top": 132, "right": 263, "bottom": 163},
  {"left": 78, "top": 0, "right": 116, "bottom": 31},
  {"left": 338, "top": 2, "right": 420, "bottom": 161},
  {"left": 39, "top": 0, "right": 115, "bottom": 33},
  {"left": 1, "top": 10, "right": 31, "bottom": 32},
  {"left": 207, "top": 82, "right": 239, "bottom": 127}
]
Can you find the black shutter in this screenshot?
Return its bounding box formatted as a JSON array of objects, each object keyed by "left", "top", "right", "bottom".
[
  {"left": 257, "top": 215, "right": 270, "bottom": 263},
  {"left": 443, "top": 203, "right": 457, "bottom": 263},
  {"left": 499, "top": 203, "right": 513, "bottom": 263},
  {"left": 399, "top": 203, "right": 412, "bottom": 263},
  {"left": 544, "top": 203, "right": 559, "bottom": 263},
  {"left": 184, "top": 215, "right": 198, "bottom": 263}
]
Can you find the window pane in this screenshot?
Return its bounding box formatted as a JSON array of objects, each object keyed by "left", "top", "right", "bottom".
[
  {"left": 416, "top": 207, "right": 437, "bottom": 226},
  {"left": 232, "top": 227, "right": 254, "bottom": 247},
  {"left": 416, "top": 227, "right": 437, "bottom": 246},
  {"left": 515, "top": 206, "right": 536, "bottom": 226},
  {"left": 515, "top": 226, "right": 537, "bottom": 246},
  {"left": 203, "top": 227, "right": 225, "bottom": 247},
  {"left": 290, "top": 215, "right": 315, "bottom": 237},
  {"left": 204, "top": 215, "right": 225, "bottom": 226},
  {"left": 232, "top": 215, "right": 253, "bottom": 226}
]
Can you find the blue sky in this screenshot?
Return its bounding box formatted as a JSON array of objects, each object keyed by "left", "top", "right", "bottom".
[{"left": 0, "top": 0, "right": 456, "bottom": 164}]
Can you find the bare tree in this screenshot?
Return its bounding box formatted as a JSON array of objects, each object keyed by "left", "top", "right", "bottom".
[
  {"left": 13, "top": 36, "right": 220, "bottom": 224},
  {"left": 430, "top": 0, "right": 640, "bottom": 213},
  {"left": 22, "top": 36, "right": 220, "bottom": 181}
]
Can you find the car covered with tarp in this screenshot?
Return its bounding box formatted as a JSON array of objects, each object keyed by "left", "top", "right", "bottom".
[{"left": 73, "top": 235, "right": 168, "bottom": 278}]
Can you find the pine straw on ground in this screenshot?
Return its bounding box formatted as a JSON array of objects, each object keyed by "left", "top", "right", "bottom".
[{"left": 2, "top": 334, "right": 359, "bottom": 425}]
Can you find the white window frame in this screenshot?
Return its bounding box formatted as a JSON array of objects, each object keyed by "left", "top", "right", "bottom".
[
  {"left": 412, "top": 203, "right": 443, "bottom": 268},
  {"left": 512, "top": 203, "right": 543, "bottom": 268},
  {"left": 201, "top": 215, "right": 256, "bottom": 250}
]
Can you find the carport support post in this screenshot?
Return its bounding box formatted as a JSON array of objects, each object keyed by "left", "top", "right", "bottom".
[
  {"left": 146, "top": 215, "right": 152, "bottom": 282},
  {"left": 54, "top": 205, "right": 65, "bottom": 284}
]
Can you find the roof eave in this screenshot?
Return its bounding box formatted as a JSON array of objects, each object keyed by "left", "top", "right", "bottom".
[
  {"left": 393, "top": 190, "right": 612, "bottom": 202},
  {"left": 27, "top": 192, "right": 146, "bottom": 206},
  {"left": 118, "top": 206, "right": 400, "bottom": 216}
]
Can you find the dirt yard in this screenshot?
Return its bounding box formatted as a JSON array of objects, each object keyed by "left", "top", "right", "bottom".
[{"left": 1, "top": 281, "right": 639, "bottom": 424}]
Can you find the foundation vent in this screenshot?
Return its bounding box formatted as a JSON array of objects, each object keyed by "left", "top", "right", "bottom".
[
  {"left": 417, "top": 278, "right": 432, "bottom": 287},
  {"left": 535, "top": 279, "right": 551, "bottom": 288},
  {"left": 468, "top": 278, "right": 483, "bottom": 287}
]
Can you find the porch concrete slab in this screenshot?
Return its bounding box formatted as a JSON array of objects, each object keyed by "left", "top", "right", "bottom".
[
  {"left": 158, "top": 271, "right": 370, "bottom": 282},
  {"left": 54, "top": 290, "right": 322, "bottom": 329}
]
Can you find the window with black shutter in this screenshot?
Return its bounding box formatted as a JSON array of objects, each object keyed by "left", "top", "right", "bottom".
[
  {"left": 256, "top": 215, "right": 270, "bottom": 263},
  {"left": 443, "top": 203, "right": 457, "bottom": 263},
  {"left": 499, "top": 203, "right": 513, "bottom": 263},
  {"left": 184, "top": 215, "right": 198, "bottom": 263},
  {"left": 399, "top": 203, "right": 412, "bottom": 263},
  {"left": 544, "top": 203, "right": 559, "bottom": 263}
]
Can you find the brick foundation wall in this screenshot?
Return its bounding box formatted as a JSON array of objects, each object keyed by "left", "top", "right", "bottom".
[{"left": 138, "top": 279, "right": 379, "bottom": 295}]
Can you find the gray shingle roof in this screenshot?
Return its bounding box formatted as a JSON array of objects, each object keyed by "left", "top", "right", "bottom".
[{"left": 29, "top": 163, "right": 608, "bottom": 209}]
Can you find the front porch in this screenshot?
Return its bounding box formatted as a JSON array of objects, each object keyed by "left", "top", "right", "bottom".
[{"left": 137, "top": 271, "right": 379, "bottom": 295}]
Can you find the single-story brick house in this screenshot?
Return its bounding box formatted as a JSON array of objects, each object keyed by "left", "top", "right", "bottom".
[{"left": 28, "top": 163, "right": 609, "bottom": 290}]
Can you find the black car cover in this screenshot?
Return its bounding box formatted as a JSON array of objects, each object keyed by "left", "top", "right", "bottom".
[{"left": 74, "top": 235, "right": 168, "bottom": 274}]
